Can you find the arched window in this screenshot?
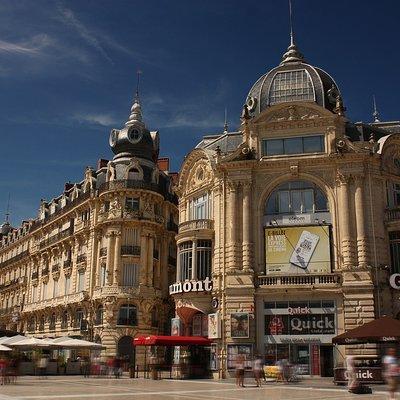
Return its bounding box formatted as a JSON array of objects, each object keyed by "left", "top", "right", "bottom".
[
  {"left": 128, "top": 168, "right": 141, "bottom": 180},
  {"left": 49, "top": 313, "right": 56, "bottom": 331},
  {"left": 61, "top": 311, "right": 69, "bottom": 329},
  {"left": 117, "top": 304, "right": 137, "bottom": 326},
  {"left": 39, "top": 315, "right": 45, "bottom": 331},
  {"left": 265, "top": 180, "right": 328, "bottom": 215},
  {"left": 95, "top": 306, "right": 104, "bottom": 326}
]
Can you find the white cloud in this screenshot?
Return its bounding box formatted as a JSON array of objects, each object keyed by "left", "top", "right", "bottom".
[
  {"left": 73, "top": 113, "right": 117, "bottom": 127},
  {"left": 0, "top": 34, "right": 51, "bottom": 55},
  {"left": 56, "top": 3, "right": 113, "bottom": 64}
]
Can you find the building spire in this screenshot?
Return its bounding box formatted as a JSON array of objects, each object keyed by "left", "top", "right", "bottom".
[
  {"left": 126, "top": 70, "right": 144, "bottom": 127},
  {"left": 223, "top": 107, "right": 228, "bottom": 133},
  {"left": 372, "top": 95, "right": 380, "bottom": 122},
  {"left": 281, "top": 0, "right": 305, "bottom": 64},
  {"left": 4, "top": 193, "right": 10, "bottom": 223}
]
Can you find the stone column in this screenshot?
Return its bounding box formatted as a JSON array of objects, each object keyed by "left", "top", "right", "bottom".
[
  {"left": 242, "top": 182, "right": 253, "bottom": 271},
  {"left": 113, "top": 231, "right": 121, "bottom": 286},
  {"left": 176, "top": 242, "right": 182, "bottom": 282},
  {"left": 94, "top": 233, "right": 101, "bottom": 286},
  {"left": 106, "top": 232, "right": 114, "bottom": 285},
  {"left": 354, "top": 176, "right": 368, "bottom": 267},
  {"left": 336, "top": 172, "right": 356, "bottom": 268},
  {"left": 227, "top": 181, "right": 238, "bottom": 271}
]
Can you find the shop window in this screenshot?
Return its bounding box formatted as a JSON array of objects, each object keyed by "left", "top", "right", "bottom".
[
  {"left": 179, "top": 242, "right": 193, "bottom": 280},
  {"left": 95, "top": 306, "right": 103, "bottom": 326},
  {"left": 196, "top": 240, "right": 212, "bottom": 280},
  {"left": 117, "top": 304, "right": 137, "bottom": 326},
  {"left": 265, "top": 180, "right": 328, "bottom": 215},
  {"left": 262, "top": 135, "right": 324, "bottom": 157}
]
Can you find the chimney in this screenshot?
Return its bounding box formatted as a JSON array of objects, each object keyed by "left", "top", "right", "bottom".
[{"left": 157, "top": 157, "right": 170, "bottom": 173}]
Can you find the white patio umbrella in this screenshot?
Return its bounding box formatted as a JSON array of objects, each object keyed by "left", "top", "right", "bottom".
[
  {"left": 0, "top": 335, "right": 26, "bottom": 345},
  {"left": 10, "top": 337, "right": 58, "bottom": 349},
  {"left": 0, "top": 344, "right": 12, "bottom": 351},
  {"left": 50, "top": 337, "right": 104, "bottom": 349}
]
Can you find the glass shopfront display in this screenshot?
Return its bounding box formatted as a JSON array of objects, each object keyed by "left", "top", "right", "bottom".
[{"left": 263, "top": 299, "right": 337, "bottom": 376}]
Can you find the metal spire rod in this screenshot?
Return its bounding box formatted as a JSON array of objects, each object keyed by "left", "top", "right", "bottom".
[
  {"left": 372, "top": 95, "right": 380, "bottom": 122},
  {"left": 289, "top": 0, "right": 294, "bottom": 46},
  {"left": 5, "top": 193, "right": 10, "bottom": 223},
  {"left": 224, "top": 107, "right": 228, "bottom": 133},
  {"left": 135, "top": 69, "right": 142, "bottom": 99}
]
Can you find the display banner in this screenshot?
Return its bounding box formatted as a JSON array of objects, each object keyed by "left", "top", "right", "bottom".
[
  {"left": 265, "top": 225, "right": 331, "bottom": 274},
  {"left": 265, "top": 314, "right": 335, "bottom": 335},
  {"left": 231, "top": 313, "right": 250, "bottom": 338},
  {"left": 208, "top": 313, "right": 221, "bottom": 339},
  {"left": 171, "top": 318, "right": 182, "bottom": 336}
]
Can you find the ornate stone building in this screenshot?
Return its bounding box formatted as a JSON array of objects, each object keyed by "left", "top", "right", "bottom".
[
  {"left": 0, "top": 92, "right": 178, "bottom": 361},
  {"left": 171, "top": 38, "right": 400, "bottom": 377}
]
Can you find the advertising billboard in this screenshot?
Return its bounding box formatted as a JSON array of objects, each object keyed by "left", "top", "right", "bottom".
[{"left": 265, "top": 225, "right": 331, "bottom": 274}]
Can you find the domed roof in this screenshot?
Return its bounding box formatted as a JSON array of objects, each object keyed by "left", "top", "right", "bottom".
[
  {"left": 245, "top": 41, "right": 343, "bottom": 117},
  {"left": 109, "top": 96, "right": 156, "bottom": 162}
]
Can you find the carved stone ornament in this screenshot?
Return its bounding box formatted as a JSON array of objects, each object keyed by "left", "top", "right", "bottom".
[
  {"left": 109, "top": 197, "right": 122, "bottom": 217},
  {"left": 187, "top": 161, "right": 213, "bottom": 193},
  {"left": 266, "top": 105, "right": 322, "bottom": 122},
  {"left": 335, "top": 170, "right": 351, "bottom": 186}
]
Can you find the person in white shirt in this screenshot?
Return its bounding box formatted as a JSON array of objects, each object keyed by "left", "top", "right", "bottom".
[{"left": 383, "top": 348, "right": 399, "bottom": 400}]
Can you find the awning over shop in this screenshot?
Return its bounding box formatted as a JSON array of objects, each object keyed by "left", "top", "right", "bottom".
[
  {"left": 332, "top": 316, "right": 400, "bottom": 345},
  {"left": 133, "top": 335, "right": 212, "bottom": 346},
  {"left": 0, "top": 344, "right": 12, "bottom": 351}
]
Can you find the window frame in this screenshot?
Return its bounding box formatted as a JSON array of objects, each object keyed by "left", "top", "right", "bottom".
[{"left": 262, "top": 135, "right": 325, "bottom": 157}]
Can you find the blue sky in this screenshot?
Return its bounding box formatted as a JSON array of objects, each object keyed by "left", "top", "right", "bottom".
[{"left": 0, "top": 0, "right": 399, "bottom": 226}]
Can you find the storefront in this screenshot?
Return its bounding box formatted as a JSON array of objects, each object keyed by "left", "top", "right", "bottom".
[{"left": 263, "top": 299, "right": 336, "bottom": 376}]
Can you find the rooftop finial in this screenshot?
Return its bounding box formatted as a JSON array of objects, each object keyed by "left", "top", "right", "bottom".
[
  {"left": 281, "top": 0, "right": 305, "bottom": 64},
  {"left": 289, "top": 0, "right": 294, "bottom": 46},
  {"left": 223, "top": 107, "right": 228, "bottom": 133},
  {"left": 135, "top": 69, "right": 142, "bottom": 100},
  {"left": 5, "top": 193, "right": 10, "bottom": 223},
  {"left": 372, "top": 95, "right": 380, "bottom": 122}
]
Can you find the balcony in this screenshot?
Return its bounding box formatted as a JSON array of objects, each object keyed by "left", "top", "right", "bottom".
[
  {"left": 93, "top": 285, "right": 140, "bottom": 299},
  {"left": 75, "top": 219, "right": 90, "bottom": 232},
  {"left": 0, "top": 250, "right": 29, "bottom": 268},
  {"left": 39, "top": 227, "right": 73, "bottom": 249},
  {"left": 23, "top": 292, "right": 86, "bottom": 312},
  {"left": 179, "top": 219, "right": 214, "bottom": 233},
  {"left": 257, "top": 273, "right": 341, "bottom": 288},
  {"left": 99, "top": 247, "right": 107, "bottom": 257},
  {"left": 121, "top": 245, "right": 141, "bottom": 256},
  {"left": 385, "top": 208, "right": 400, "bottom": 223},
  {"left": 76, "top": 254, "right": 87, "bottom": 264}
]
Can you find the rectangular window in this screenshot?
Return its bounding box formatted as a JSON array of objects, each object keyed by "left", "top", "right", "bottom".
[
  {"left": 278, "top": 191, "right": 290, "bottom": 213},
  {"left": 262, "top": 135, "right": 325, "bottom": 157},
  {"left": 179, "top": 242, "right": 193, "bottom": 281},
  {"left": 78, "top": 271, "right": 85, "bottom": 292},
  {"left": 41, "top": 282, "right": 47, "bottom": 300},
  {"left": 192, "top": 194, "right": 210, "bottom": 220},
  {"left": 32, "top": 285, "right": 37, "bottom": 303},
  {"left": 196, "top": 240, "right": 212, "bottom": 280},
  {"left": 53, "top": 279, "right": 59, "bottom": 298},
  {"left": 125, "top": 197, "right": 139, "bottom": 211},
  {"left": 122, "top": 264, "right": 140, "bottom": 287},
  {"left": 65, "top": 275, "right": 70, "bottom": 295},
  {"left": 100, "top": 265, "right": 107, "bottom": 286},
  {"left": 123, "top": 228, "right": 139, "bottom": 246},
  {"left": 389, "top": 231, "right": 400, "bottom": 273}
]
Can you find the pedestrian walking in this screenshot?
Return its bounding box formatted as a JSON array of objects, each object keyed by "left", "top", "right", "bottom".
[
  {"left": 383, "top": 348, "right": 399, "bottom": 400},
  {"left": 235, "top": 353, "right": 245, "bottom": 388},
  {"left": 253, "top": 355, "right": 263, "bottom": 387},
  {"left": 346, "top": 355, "right": 357, "bottom": 392}
]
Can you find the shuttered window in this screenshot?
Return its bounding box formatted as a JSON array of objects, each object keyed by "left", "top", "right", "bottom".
[{"left": 122, "top": 264, "right": 140, "bottom": 287}]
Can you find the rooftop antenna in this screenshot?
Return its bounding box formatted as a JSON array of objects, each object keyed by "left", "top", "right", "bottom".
[
  {"left": 289, "top": 0, "right": 295, "bottom": 46},
  {"left": 372, "top": 95, "right": 380, "bottom": 122},
  {"left": 4, "top": 193, "right": 10, "bottom": 223},
  {"left": 135, "top": 69, "right": 142, "bottom": 100},
  {"left": 223, "top": 107, "right": 228, "bottom": 133}
]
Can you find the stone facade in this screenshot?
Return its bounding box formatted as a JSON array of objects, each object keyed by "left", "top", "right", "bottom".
[
  {"left": 171, "top": 41, "right": 400, "bottom": 377},
  {"left": 0, "top": 92, "right": 178, "bottom": 363}
]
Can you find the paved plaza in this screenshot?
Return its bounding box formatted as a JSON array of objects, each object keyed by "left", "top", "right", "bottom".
[{"left": 0, "top": 376, "right": 396, "bottom": 400}]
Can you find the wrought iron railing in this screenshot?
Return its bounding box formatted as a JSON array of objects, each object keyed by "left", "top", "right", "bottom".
[
  {"left": 121, "top": 245, "right": 141, "bottom": 256},
  {"left": 0, "top": 250, "right": 29, "bottom": 268}
]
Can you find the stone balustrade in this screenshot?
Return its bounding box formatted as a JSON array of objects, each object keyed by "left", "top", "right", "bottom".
[
  {"left": 179, "top": 219, "right": 214, "bottom": 233},
  {"left": 92, "top": 285, "right": 140, "bottom": 299},
  {"left": 23, "top": 292, "right": 86, "bottom": 312},
  {"left": 257, "top": 273, "right": 341, "bottom": 287}
]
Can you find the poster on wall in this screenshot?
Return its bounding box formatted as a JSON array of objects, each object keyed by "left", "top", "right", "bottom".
[
  {"left": 265, "top": 225, "right": 331, "bottom": 274},
  {"left": 192, "top": 315, "right": 202, "bottom": 336},
  {"left": 210, "top": 344, "right": 218, "bottom": 370},
  {"left": 230, "top": 312, "right": 249, "bottom": 338},
  {"left": 227, "top": 344, "right": 253, "bottom": 369},
  {"left": 171, "top": 318, "right": 182, "bottom": 336},
  {"left": 208, "top": 313, "right": 221, "bottom": 339}
]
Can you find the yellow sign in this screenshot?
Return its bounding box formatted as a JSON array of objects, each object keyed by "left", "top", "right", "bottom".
[{"left": 265, "top": 225, "right": 331, "bottom": 274}]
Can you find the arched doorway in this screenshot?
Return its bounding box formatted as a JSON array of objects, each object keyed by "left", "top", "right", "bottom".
[{"left": 117, "top": 335, "right": 135, "bottom": 371}]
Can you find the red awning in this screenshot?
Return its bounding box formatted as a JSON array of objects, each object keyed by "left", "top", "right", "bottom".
[{"left": 133, "top": 335, "right": 212, "bottom": 346}]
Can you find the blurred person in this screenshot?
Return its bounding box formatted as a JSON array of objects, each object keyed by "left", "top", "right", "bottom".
[
  {"left": 253, "top": 355, "right": 263, "bottom": 387},
  {"left": 235, "top": 353, "right": 245, "bottom": 387},
  {"left": 82, "top": 356, "right": 90, "bottom": 378},
  {"left": 346, "top": 355, "right": 357, "bottom": 392},
  {"left": 0, "top": 356, "right": 7, "bottom": 385},
  {"left": 114, "top": 357, "right": 122, "bottom": 379},
  {"left": 37, "top": 355, "right": 48, "bottom": 379},
  {"left": 383, "top": 348, "right": 399, "bottom": 400}
]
